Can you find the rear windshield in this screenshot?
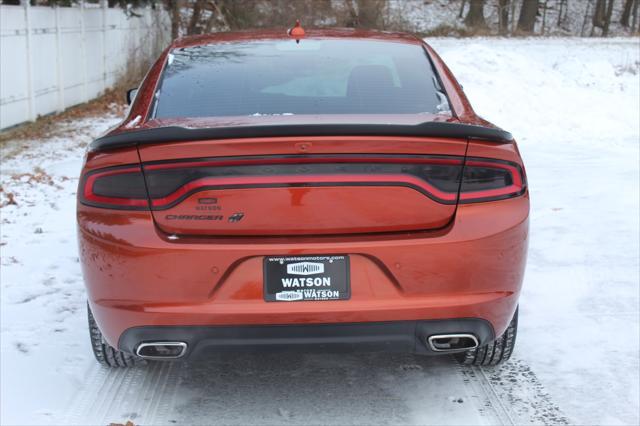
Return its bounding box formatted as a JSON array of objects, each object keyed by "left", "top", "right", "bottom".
[{"left": 152, "top": 39, "right": 451, "bottom": 118}]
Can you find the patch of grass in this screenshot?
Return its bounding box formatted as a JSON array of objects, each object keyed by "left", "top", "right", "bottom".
[
  {"left": 0, "top": 186, "right": 18, "bottom": 207},
  {"left": 0, "top": 90, "right": 126, "bottom": 147},
  {"left": 11, "top": 166, "right": 63, "bottom": 188}
]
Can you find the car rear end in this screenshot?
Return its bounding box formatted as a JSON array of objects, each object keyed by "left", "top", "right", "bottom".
[{"left": 78, "top": 30, "right": 528, "bottom": 362}]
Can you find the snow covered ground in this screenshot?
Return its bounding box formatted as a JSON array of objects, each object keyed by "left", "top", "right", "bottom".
[
  {"left": 1, "top": 38, "right": 638, "bottom": 425},
  {"left": 431, "top": 37, "right": 640, "bottom": 426}
]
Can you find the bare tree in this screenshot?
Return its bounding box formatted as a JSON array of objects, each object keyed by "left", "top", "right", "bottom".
[
  {"left": 592, "top": 0, "right": 606, "bottom": 32},
  {"left": 581, "top": 0, "right": 591, "bottom": 35},
  {"left": 602, "top": 0, "right": 616, "bottom": 35},
  {"left": 510, "top": 0, "right": 518, "bottom": 32},
  {"left": 341, "top": 0, "right": 387, "bottom": 28},
  {"left": 592, "top": 0, "right": 616, "bottom": 35},
  {"left": 204, "top": 1, "right": 229, "bottom": 32},
  {"left": 464, "top": 0, "right": 488, "bottom": 29},
  {"left": 633, "top": 0, "right": 640, "bottom": 31},
  {"left": 357, "top": 0, "right": 386, "bottom": 28},
  {"left": 459, "top": 0, "right": 467, "bottom": 18},
  {"left": 499, "top": 0, "right": 511, "bottom": 34},
  {"left": 621, "top": 0, "right": 636, "bottom": 26},
  {"left": 517, "top": 0, "right": 539, "bottom": 33},
  {"left": 557, "top": 0, "right": 568, "bottom": 27},
  {"left": 188, "top": 0, "right": 206, "bottom": 34},
  {"left": 167, "top": 0, "right": 181, "bottom": 40}
]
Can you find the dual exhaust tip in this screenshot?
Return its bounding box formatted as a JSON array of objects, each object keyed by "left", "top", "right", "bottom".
[
  {"left": 134, "top": 334, "right": 478, "bottom": 358},
  {"left": 136, "top": 342, "right": 187, "bottom": 359},
  {"left": 427, "top": 334, "right": 479, "bottom": 352}
]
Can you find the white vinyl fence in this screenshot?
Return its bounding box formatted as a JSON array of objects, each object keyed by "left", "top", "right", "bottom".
[{"left": 0, "top": 2, "right": 170, "bottom": 130}]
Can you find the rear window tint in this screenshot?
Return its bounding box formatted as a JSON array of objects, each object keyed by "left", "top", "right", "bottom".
[{"left": 152, "top": 39, "right": 451, "bottom": 118}]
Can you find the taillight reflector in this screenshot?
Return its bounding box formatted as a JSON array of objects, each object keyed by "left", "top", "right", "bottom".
[
  {"left": 80, "top": 166, "right": 148, "bottom": 209},
  {"left": 459, "top": 159, "right": 526, "bottom": 203}
]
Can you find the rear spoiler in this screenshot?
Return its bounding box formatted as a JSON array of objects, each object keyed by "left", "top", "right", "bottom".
[{"left": 89, "top": 122, "right": 513, "bottom": 152}]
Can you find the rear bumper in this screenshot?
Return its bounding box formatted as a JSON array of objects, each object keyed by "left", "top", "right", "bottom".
[
  {"left": 119, "top": 319, "right": 494, "bottom": 357},
  {"left": 79, "top": 195, "right": 529, "bottom": 349}
]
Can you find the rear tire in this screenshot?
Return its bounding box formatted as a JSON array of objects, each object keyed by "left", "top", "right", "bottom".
[
  {"left": 455, "top": 308, "right": 518, "bottom": 366},
  {"left": 88, "top": 304, "right": 143, "bottom": 368}
]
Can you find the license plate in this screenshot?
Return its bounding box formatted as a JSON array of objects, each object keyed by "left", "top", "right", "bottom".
[{"left": 264, "top": 255, "right": 350, "bottom": 302}]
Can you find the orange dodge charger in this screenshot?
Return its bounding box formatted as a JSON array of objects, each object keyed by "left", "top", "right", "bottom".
[{"left": 78, "top": 27, "right": 528, "bottom": 367}]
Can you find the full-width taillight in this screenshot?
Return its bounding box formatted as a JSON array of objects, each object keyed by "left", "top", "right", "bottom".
[
  {"left": 80, "top": 166, "right": 148, "bottom": 209},
  {"left": 459, "top": 158, "right": 526, "bottom": 203},
  {"left": 79, "top": 155, "right": 526, "bottom": 210}
]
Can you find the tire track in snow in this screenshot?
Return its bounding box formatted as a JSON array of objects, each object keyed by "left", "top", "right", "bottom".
[
  {"left": 64, "top": 363, "right": 108, "bottom": 423},
  {"left": 459, "top": 363, "right": 516, "bottom": 425},
  {"left": 65, "top": 363, "right": 125, "bottom": 424},
  {"left": 482, "top": 358, "right": 570, "bottom": 425},
  {"left": 459, "top": 357, "right": 570, "bottom": 425},
  {"left": 65, "top": 361, "right": 175, "bottom": 425},
  {"left": 63, "top": 354, "right": 568, "bottom": 425},
  {"left": 138, "top": 361, "right": 180, "bottom": 424}
]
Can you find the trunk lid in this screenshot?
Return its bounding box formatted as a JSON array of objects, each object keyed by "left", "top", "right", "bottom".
[{"left": 138, "top": 133, "right": 467, "bottom": 237}]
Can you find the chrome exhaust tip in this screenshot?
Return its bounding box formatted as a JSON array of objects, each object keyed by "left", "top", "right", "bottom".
[
  {"left": 135, "top": 342, "right": 187, "bottom": 359},
  {"left": 427, "top": 334, "right": 479, "bottom": 352}
]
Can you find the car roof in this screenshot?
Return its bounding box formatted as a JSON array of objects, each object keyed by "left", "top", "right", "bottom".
[{"left": 171, "top": 27, "right": 424, "bottom": 49}]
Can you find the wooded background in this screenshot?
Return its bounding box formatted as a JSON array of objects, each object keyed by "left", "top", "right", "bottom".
[{"left": 3, "top": 0, "right": 639, "bottom": 38}]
